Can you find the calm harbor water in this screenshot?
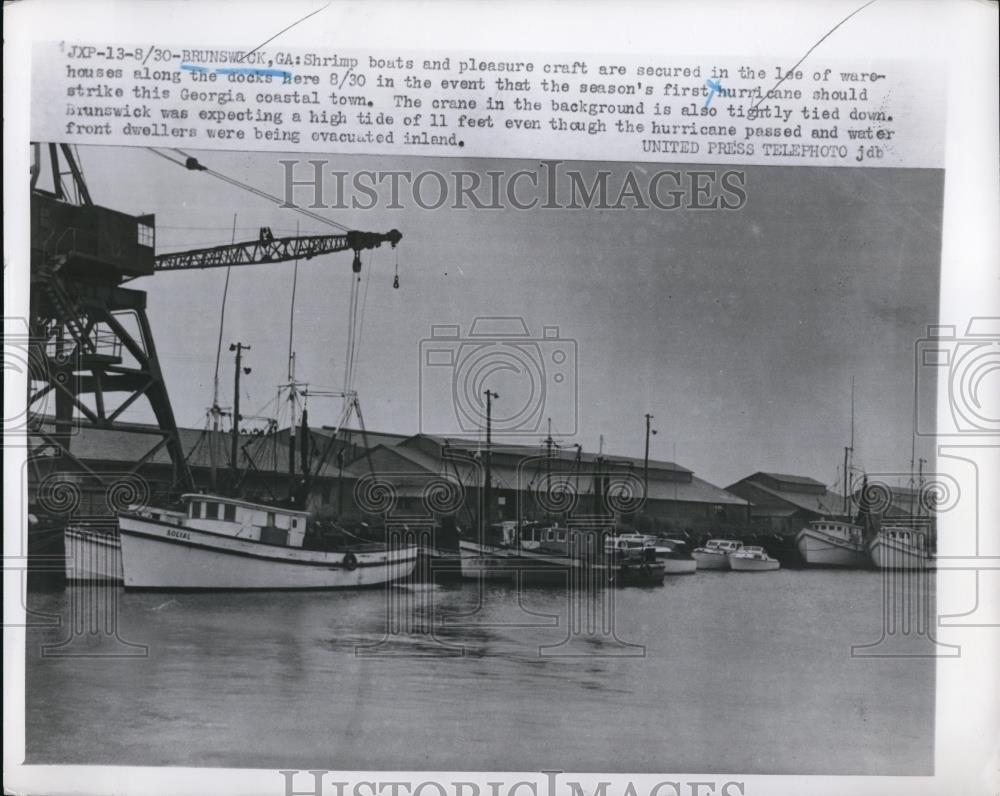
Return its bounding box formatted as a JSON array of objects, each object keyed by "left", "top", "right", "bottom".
[{"left": 25, "top": 570, "right": 934, "bottom": 774}]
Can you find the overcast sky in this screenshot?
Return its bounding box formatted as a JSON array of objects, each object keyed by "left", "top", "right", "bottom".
[{"left": 69, "top": 146, "right": 943, "bottom": 490}]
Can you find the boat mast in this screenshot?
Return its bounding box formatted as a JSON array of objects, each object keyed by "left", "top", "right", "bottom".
[
  {"left": 483, "top": 389, "right": 498, "bottom": 533},
  {"left": 643, "top": 413, "right": 656, "bottom": 499},
  {"left": 229, "top": 342, "right": 251, "bottom": 476},
  {"left": 843, "top": 377, "right": 855, "bottom": 517},
  {"left": 848, "top": 376, "right": 855, "bottom": 502}
]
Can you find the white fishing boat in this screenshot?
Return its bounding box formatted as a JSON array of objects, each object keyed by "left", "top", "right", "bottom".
[
  {"left": 868, "top": 526, "right": 933, "bottom": 569},
  {"left": 64, "top": 524, "right": 123, "bottom": 582},
  {"left": 64, "top": 507, "right": 188, "bottom": 583},
  {"left": 795, "top": 519, "right": 870, "bottom": 567},
  {"left": 691, "top": 539, "right": 743, "bottom": 570},
  {"left": 118, "top": 493, "right": 418, "bottom": 589},
  {"left": 728, "top": 545, "right": 780, "bottom": 571}
]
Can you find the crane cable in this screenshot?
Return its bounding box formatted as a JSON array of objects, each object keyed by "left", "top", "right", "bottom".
[{"left": 145, "top": 147, "right": 352, "bottom": 233}]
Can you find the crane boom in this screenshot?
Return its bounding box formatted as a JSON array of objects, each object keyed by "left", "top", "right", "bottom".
[{"left": 154, "top": 228, "right": 402, "bottom": 271}]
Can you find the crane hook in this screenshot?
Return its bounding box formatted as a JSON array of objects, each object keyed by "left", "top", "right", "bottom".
[{"left": 392, "top": 250, "right": 399, "bottom": 289}]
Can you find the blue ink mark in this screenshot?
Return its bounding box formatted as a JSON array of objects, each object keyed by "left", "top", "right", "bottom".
[
  {"left": 179, "top": 63, "right": 292, "bottom": 80},
  {"left": 704, "top": 78, "right": 722, "bottom": 109},
  {"left": 216, "top": 67, "right": 292, "bottom": 80}
]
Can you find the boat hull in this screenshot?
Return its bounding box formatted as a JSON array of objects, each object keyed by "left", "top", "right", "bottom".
[
  {"left": 691, "top": 551, "right": 730, "bottom": 570},
  {"left": 869, "top": 537, "right": 932, "bottom": 569},
  {"left": 458, "top": 541, "right": 575, "bottom": 581},
  {"left": 795, "top": 528, "right": 870, "bottom": 568},
  {"left": 65, "top": 526, "right": 123, "bottom": 583},
  {"left": 728, "top": 556, "right": 780, "bottom": 572},
  {"left": 661, "top": 558, "right": 698, "bottom": 574},
  {"left": 119, "top": 515, "right": 418, "bottom": 589},
  {"left": 458, "top": 541, "right": 666, "bottom": 585}
]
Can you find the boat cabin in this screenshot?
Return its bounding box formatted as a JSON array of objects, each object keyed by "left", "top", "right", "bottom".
[
  {"left": 810, "top": 519, "right": 863, "bottom": 543},
  {"left": 129, "top": 505, "right": 186, "bottom": 526},
  {"left": 182, "top": 494, "right": 310, "bottom": 548},
  {"left": 701, "top": 539, "right": 743, "bottom": 553},
  {"left": 880, "top": 526, "right": 927, "bottom": 549}
]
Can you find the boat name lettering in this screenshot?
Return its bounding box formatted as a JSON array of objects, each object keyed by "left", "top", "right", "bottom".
[{"left": 166, "top": 528, "right": 191, "bottom": 541}]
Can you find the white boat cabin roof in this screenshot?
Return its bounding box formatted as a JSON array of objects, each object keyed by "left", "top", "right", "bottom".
[
  {"left": 181, "top": 493, "right": 310, "bottom": 518},
  {"left": 704, "top": 539, "right": 742, "bottom": 549}
]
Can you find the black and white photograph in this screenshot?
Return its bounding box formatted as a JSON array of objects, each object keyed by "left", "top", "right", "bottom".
[
  {"left": 18, "top": 142, "right": 945, "bottom": 771},
  {"left": 4, "top": 3, "right": 999, "bottom": 796}
]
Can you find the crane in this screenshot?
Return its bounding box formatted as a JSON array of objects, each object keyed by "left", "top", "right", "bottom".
[
  {"left": 153, "top": 223, "right": 403, "bottom": 505},
  {"left": 28, "top": 142, "right": 403, "bottom": 508},
  {"left": 153, "top": 228, "right": 402, "bottom": 273}
]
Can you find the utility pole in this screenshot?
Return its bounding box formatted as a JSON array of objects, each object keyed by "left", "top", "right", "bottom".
[
  {"left": 643, "top": 413, "right": 657, "bottom": 497},
  {"left": 229, "top": 342, "right": 251, "bottom": 473},
  {"left": 483, "top": 389, "right": 498, "bottom": 533}
]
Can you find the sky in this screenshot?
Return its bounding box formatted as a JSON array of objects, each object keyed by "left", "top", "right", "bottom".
[{"left": 63, "top": 145, "right": 943, "bottom": 490}]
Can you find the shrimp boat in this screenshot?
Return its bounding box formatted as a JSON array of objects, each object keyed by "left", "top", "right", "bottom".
[
  {"left": 118, "top": 493, "right": 418, "bottom": 589},
  {"left": 692, "top": 539, "right": 743, "bottom": 570},
  {"left": 728, "top": 545, "right": 780, "bottom": 571},
  {"left": 796, "top": 519, "right": 871, "bottom": 567},
  {"left": 868, "top": 526, "right": 934, "bottom": 569}
]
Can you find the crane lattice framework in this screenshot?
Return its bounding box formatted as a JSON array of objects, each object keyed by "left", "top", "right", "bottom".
[{"left": 27, "top": 142, "right": 401, "bottom": 503}]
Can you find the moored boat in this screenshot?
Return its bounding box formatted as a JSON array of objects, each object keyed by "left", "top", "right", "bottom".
[
  {"left": 728, "top": 545, "right": 780, "bottom": 571},
  {"left": 65, "top": 524, "right": 123, "bottom": 583},
  {"left": 635, "top": 535, "right": 697, "bottom": 574},
  {"left": 868, "top": 526, "right": 933, "bottom": 569},
  {"left": 119, "top": 493, "right": 418, "bottom": 589},
  {"left": 692, "top": 538, "right": 743, "bottom": 570},
  {"left": 795, "top": 519, "right": 870, "bottom": 567},
  {"left": 459, "top": 524, "right": 666, "bottom": 585}
]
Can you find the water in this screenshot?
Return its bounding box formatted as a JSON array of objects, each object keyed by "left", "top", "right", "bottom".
[{"left": 24, "top": 570, "right": 934, "bottom": 774}]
